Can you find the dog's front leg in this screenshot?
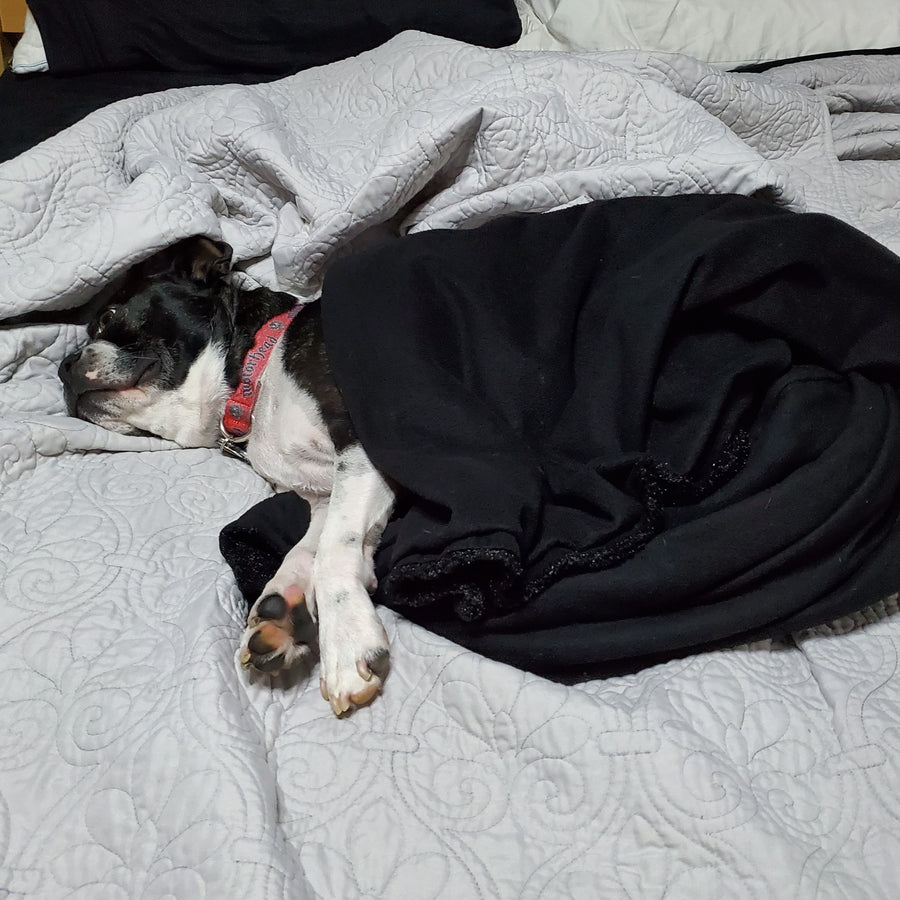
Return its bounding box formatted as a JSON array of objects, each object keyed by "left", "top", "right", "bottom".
[
  {"left": 239, "top": 495, "right": 329, "bottom": 673},
  {"left": 314, "top": 442, "right": 394, "bottom": 716}
]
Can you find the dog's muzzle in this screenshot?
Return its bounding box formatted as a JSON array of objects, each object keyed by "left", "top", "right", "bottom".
[{"left": 58, "top": 344, "right": 158, "bottom": 421}]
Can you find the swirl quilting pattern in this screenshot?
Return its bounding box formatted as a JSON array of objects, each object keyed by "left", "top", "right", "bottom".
[{"left": 2, "top": 34, "right": 900, "bottom": 898}]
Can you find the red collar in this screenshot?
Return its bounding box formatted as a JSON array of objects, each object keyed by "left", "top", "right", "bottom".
[{"left": 220, "top": 304, "right": 302, "bottom": 444}]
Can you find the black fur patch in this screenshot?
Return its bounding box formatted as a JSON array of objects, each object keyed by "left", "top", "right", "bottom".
[
  {"left": 88, "top": 276, "right": 232, "bottom": 390},
  {"left": 281, "top": 303, "right": 357, "bottom": 452}
]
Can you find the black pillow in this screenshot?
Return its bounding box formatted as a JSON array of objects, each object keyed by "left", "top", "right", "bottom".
[{"left": 27, "top": 0, "right": 522, "bottom": 75}]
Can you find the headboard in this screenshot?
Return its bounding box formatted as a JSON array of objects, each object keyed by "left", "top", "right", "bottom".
[
  {"left": 0, "top": 0, "right": 26, "bottom": 69},
  {"left": 0, "top": 0, "right": 26, "bottom": 32}
]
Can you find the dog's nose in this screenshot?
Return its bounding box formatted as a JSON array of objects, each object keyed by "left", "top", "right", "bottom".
[
  {"left": 58, "top": 349, "right": 81, "bottom": 381},
  {"left": 58, "top": 349, "right": 88, "bottom": 394},
  {"left": 60, "top": 349, "right": 81, "bottom": 368},
  {"left": 58, "top": 350, "right": 84, "bottom": 415}
]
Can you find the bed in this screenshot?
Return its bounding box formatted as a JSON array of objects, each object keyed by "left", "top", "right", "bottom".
[{"left": 2, "top": 2, "right": 900, "bottom": 897}]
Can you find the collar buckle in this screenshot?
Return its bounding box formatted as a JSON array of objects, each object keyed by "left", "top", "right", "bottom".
[
  {"left": 218, "top": 436, "right": 250, "bottom": 462},
  {"left": 218, "top": 420, "right": 251, "bottom": 462}
]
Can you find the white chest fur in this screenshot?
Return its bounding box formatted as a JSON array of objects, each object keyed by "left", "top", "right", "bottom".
[
  {"left": 121, "top": 343, "right": 232, "bottom": 447},
  {"left": 244, "top": 345, "right": 336, "bottom": 496}
]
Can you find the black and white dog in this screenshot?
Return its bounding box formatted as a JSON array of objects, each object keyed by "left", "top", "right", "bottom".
[{"left": 59, "top": 236, "right": 394, "bottom": 716}]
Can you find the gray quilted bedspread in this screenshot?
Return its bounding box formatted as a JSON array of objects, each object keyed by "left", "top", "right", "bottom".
[{"left": 1, "top": 33, "right": 900, "bottom": 899}]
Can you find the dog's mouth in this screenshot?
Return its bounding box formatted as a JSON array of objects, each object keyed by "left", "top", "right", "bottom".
[
  {"left": 61, "top": 349, "right": 163, "bottom": 431},
  {"left": 129, "top": 354, "right": 162, "bottom": 388}
]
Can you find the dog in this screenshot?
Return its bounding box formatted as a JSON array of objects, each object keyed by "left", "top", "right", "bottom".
[{"left": 58, "top": 236, "right": 395, "bottom": 716}]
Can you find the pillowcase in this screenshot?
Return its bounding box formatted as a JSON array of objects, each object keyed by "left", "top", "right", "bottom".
[
  {"left": 514, "top": 0, "right": 900, "bottom": 69},
  {"left": 9, "top": 10, "right": 47, "bottom": 73},
  {"left": 26, "top": 0, "right": 522, "bottom": 75}
]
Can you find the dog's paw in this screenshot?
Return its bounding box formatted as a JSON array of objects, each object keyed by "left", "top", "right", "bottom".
[
  {"left": 239, "top": 585, "right": 315, "bottom": 674},
  {"left": 318, "top": 608, "right": 390, "bottom": 717}
]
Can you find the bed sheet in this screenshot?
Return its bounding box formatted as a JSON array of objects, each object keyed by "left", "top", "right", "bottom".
[{"left": 2, "top": 35, "right": 900, "bottom": 898}]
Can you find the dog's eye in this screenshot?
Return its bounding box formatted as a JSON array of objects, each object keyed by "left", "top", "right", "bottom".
[{"left": 95, "top": 307, "right": 117, "bottom": 334}]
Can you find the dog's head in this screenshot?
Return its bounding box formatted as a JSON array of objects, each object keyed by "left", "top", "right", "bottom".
[{"left": 59, "top": 236, "right": 236, "bottom": 445}]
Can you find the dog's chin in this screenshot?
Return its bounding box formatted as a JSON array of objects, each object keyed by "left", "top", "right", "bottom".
[{"left": 74, "top": 388, "right": 155, "bottom": 436}]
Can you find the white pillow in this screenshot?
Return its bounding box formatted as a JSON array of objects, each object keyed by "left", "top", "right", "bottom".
[
  {"left": 514, "top": 0, "right": 900, "bottom": 69},
  {"left": 10, "top": 10, "right": 49, "bottom": 74}
]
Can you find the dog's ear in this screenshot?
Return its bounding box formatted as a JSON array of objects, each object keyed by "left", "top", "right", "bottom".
[
  {"left": 136, "top": 236, "right": 233, "bottom": 283},
  {"left": 184, "top": 236, "right": 233, "bottom": 282}
]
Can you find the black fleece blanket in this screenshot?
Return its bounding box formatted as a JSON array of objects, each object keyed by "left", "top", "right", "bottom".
[{"left": 220, "top": 194, "right": 900, "bottom": 680}]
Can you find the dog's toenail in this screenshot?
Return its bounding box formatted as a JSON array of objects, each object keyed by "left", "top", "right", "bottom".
[
  {"left": 350, "top": 681, "right": 380, "bottom": 706},
  {"left": 356, "top": 659, "right": 372, "bottom": 681},
  {"left": 257, "top": 594, "right": 287, "bottom": 620}
]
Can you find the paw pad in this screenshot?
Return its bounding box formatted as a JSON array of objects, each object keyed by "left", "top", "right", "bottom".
[
  {"left": 240, "top": 588, "right": 315, "bottom": 675},
  {"left": 256, "top": 593, "right": 287, "bottom": 620}
]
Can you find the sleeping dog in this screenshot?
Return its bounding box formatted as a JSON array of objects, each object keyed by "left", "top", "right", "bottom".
[{"left": 58, "top": 236, "right": 394, "bottom": 716}]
